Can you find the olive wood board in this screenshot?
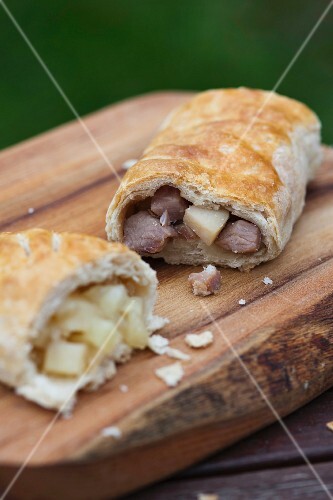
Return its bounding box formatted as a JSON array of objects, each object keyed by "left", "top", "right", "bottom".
[{"left": 0, "top": 92, "right": 332, "bottom": 499}]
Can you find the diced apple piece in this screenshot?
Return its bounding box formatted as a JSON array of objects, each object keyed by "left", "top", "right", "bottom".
[
  {"left": 81, "top": 318, "right": 120, "bottom": 353},
  {"left": 84, "top": 284, "right": 129, "bottom": 319},
  {"left": 183, "top": 206, "right": 230, "bottom": 245},
  {"left": 56, "top": 295, "right": 98, "bottom": 318},
  {"left": 122, "top": 298, "right": 149, "bottom": 349},
  {"left": 56, "top": 296, "right": 100, "bottom": 334},
  {"left": 43, "top": 340, "right": 88, "bottom": 376}
]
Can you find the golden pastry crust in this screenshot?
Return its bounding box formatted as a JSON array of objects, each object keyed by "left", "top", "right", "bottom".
[
  {"left": 106, "top": 88, "right": 322, "bottom": 269},
  {"left": 0, "top": 229, "right": 160, "bottom": 411}
]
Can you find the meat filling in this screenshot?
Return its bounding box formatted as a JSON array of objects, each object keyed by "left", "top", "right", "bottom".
[
  {"left": 188, "top": 265, "right": 221, "bottom": 296},
  {"left": 124, "top": 186, "right": 263, "bottom": 255},
  {"left": 174, "top": 223, "right": 198, "bottom": 240},
  {"left": 151, "top": 186, "right": 189, "bottom": 222},
  {"left": 124, "top": 210, "right": 177, "bottom": 254},
  {"left": 215, "top": 220, "right": 262, "bottom": 254}
]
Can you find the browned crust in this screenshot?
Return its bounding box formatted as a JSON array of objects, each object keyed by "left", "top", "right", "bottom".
[
  {"left": 0, "top": 228, "right": 138, "bottom": 328},
  {"left": 106, "top": 88, "right": 321, "bottom": 269}
]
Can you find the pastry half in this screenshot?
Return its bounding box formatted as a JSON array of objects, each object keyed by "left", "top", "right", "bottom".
[
  {"left": 0, "top": 229, "right": 164, "bottom": 412},
  {"left": 106, "top": 88, "right": 322, "bottom": 270}
]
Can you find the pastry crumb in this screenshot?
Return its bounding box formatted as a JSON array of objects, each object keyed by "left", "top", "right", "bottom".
[
  {"left": 155, "top": 362, "right": 184, "bottom": 387},
  {"left": 263, "top": 276, "right": 273, "bottom": 285},
  {"left": 238, "top": 298, "right": 246, "bottom": 305},
  {"left": 28, "top": 207, "right": 35, "bottom": 215},
  {"left": 326, "top": 421, "right": 333, "bottom": 432},
  {"left": 165, "top": 347, "right": 190, "bottom": 361},
  {"left": 100, "top": 426, "right": 122, "bottom": 439},
  {"left": 148, "top": 334, "right": 190, "bottom": 361},
  {"left": 185, "top": 331, "right": 213, "bottom": 348},
  {"left": 304, "top": 381, "right": 309, "bottom": 390},
  {"left": 149, "top": 315, "right": 170, "bottom": 331},
  {"left": 119, "top": 384, "right": 129, "bottom": 393},
  {"left": 122, "top": 158, "right": 138, "bottom": 170},
  {"left": 148, "top": 334, "right": 169, "bottom": 354}
]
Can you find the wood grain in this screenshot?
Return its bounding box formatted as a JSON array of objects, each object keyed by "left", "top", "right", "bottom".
[
  {"left": 131, "top": 462, "right": 333, "bottom": 499},
  {"left": 180, "top": 387, "right": 333, "bottom": 477},
  {"left": 0, "top": 92, "right": 332, "bottom": 499}
]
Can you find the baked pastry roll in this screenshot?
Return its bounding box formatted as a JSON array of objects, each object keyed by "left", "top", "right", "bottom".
[
  {"left": 0, "top": 229, "right": 164, "bottom": 412},
  {"left": 106, "top": 88, "right": 322, "bottom": 270}
]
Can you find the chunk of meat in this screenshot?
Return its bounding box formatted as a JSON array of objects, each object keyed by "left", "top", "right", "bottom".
[
  {"left": 216, "top": 220, "right": 261, "bottom": 254},
  {"left": 124, "top": 211, "right": 176, "bottom": 254},
  {"left": 151, "top": 186, "right": 189, "bottom": 222},
  {"left": 174, "top": 223, "right": 198, "bottom": 240},
  {"left": 188, "top": 265, "right": 221, "bottom": 296}
]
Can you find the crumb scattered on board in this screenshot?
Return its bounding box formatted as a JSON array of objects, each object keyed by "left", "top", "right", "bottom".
[
  {"left": 122, "top": 158, "right": 138, "bottom": 170},
  {"left": 148, "top": 334, "right": 190, "bottom": 361},
  {"left": 263, "top": 276, "right": 273, "bottom": 285},
  {"left": 148, "top": 334, "right": 168, "bottom": 354},
  {"left": 28, "top": 207, "right": 35, "bottom": 215},
  {"left": 326, "top": 422, "right": 333, "bottom": 432},
  {"left": 100, "top": 426, "right": 122, "bottom": 439},
  {"left": 238, "top": 298, "right": 246, "bottom": 305},
  {"left": 165, "top": 347, "right": 191, "bottom": 361},
  {"left": 185, "top": 331, "right": 214, "bottom": 348},
  {"left": 119, "top": 384, "right": 129, "bottom": 393},
  {"left": 155, "top": 362, "right": 184, "bottom": 387}
]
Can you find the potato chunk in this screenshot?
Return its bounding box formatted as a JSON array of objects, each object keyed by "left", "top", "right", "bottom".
[
  {"left": 44, "top": 340, "right": 88, "bottom": 376},
  {"left": 183, "top": 206, "right": 229, "bottom": 245}
]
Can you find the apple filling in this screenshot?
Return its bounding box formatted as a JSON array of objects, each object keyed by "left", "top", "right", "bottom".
[{"left": 32, "top": 283, "right": 149, "bottom": 378}]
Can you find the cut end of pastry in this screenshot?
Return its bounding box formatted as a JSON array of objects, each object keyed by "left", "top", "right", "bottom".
[
  {"left": 21, "top": 282, "right": 149, "bottom": 412},
  {"left": 107, "top": 184, "right": 268, "bottom": 271},
  {"left": 0, "top": 229, "right": 162, "bottom": 412}
]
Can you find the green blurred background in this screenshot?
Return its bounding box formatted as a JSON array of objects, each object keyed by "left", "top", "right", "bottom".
[{"left": 0, "top": 0, "right": 332, "bottom": 150}]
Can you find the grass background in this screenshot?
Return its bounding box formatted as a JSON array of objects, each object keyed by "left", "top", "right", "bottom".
[{"left": 0, "top": 0, "right": 332, "bottom": 150}]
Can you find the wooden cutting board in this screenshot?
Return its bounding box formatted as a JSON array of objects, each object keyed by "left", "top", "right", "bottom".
[{"left": 0, "top": 92, "right": 332, "bottom": 499}]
